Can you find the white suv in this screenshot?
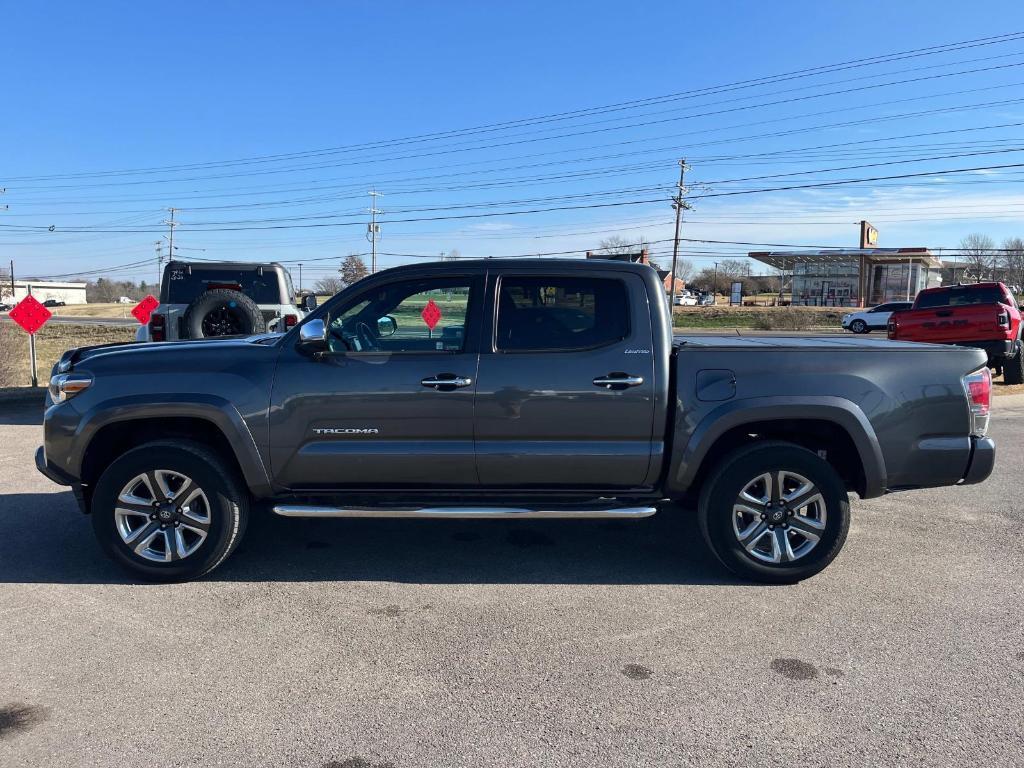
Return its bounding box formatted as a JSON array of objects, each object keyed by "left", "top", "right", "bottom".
[
  {"left": 138, "top": 261, "right": 311, "bottom": 342},
  {"left": 842, "top": 301, "right": 913, "bottom": 334}
]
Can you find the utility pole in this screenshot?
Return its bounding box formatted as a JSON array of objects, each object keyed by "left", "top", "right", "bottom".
[
  {"left": 298, "top": 263, "right": 303, "bottom": 292},
  {"left": 367, "top": 190, "right": 382, "bottom": 274},
  {"left": 669, "top": 159, "right": 692, "bottom": 307},
  {"left": 154, "top": 241, "right": 164, "bottom": 289},
  {"left": 165, "top": 207, "right": 177, "bottom": 265},
  {"left": 713, "top": 261, "right": 720, "bottom": 303}
]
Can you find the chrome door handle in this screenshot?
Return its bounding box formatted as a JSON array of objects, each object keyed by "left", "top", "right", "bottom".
[
  {"left": 592, "top": 374, "right": 644, "bottom": 389},
  {"left": 421, "top": 375, "right": 473, "bottom": 390}
]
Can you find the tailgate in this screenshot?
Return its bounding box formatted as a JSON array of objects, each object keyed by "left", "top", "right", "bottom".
[{"left": 893, "top": 304, "right": 1006, "bottom": 343}]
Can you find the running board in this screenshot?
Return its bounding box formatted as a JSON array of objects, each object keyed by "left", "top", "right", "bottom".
[{"left": 271, "top": 504, "right": 658, "bottom": 519}]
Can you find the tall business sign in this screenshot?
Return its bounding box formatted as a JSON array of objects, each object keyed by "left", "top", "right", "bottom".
[{"left": 858, "top": 221, "right": 879, "bottom": 307}]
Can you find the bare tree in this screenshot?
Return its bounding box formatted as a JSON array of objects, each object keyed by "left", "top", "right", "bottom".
[
  {"left": 339, "top": 254, "right": 369, "bottom": 287},
  {"left": 672, "top": 258, "right": 695, "bottom": 283},
  {"left": 314, "top": 276, "right": 345, "bottom": 296},
  {"left": 960, "top": 233, "right": 996, "bottom": 282},
  {"left": 597, "top": 235, "right": 639, "bottom": 255},
  {"left": 1000, "top": 237, "right": 1024, "bottom": 292}
]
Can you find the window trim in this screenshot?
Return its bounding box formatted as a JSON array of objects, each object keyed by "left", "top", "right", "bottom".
[
  {"left": 491, "top": 274, "right": 632, "bottom": 354},
  {"left": 308, "top": 273, "right": 482, "bottom": 356}
]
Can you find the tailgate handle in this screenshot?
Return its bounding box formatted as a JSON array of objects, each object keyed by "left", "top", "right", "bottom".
[
  {"left": 935, "top": 310, "right": 953, "bottom": 317},
  {"left": 593, "top": 373, "right": 645, "bottom": 389}
]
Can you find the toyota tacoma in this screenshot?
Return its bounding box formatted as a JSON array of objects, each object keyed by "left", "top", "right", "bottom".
[{"left": 36, "top": 259, "right": 996, "bottom": 583}]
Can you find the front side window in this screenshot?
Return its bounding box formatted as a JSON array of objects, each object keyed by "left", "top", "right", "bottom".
[
  {"left": 495, "top": 275, "right": 629, "bottom": 352},
  {"left": 326, "top": 277, "right": 473, "bottom": 353}
]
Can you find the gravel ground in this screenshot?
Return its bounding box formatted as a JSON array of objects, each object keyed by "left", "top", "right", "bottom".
[{"left": 1, "top": 400, "right": 1022, "bottom": 767}]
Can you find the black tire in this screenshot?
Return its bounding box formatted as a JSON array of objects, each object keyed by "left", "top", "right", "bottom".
[
  {"left": 182, "top": 288, "right": 266, "bottom": 339},
  {"left": 697, "top": 441, "right": 850, "bottom": 584},
  {"left": 91, "top": 440, "right": 248, "bottom": 582},
  {"left": 1002, "top": 341, "right": 1024, "bottom": 384},
  {"left": 849, "top": 319, "right": 867, "bottom": 334}
]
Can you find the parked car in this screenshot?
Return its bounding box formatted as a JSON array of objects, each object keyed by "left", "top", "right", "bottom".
[
  {"left": 673, "top": 291, "right": 698, "bottom": 306},
  {"left": 42, "top": 299, "right": 66, "bottom": 307},
  {"left": 0, "top": 303, "right": 12, "bottom": 312},
  {"left": 117, "top": 296, "right": 134, "bottom": 304},
  {"left": 137, "top": 260, "right": 311, "bottom": 342},
  {"left": 37, "top": 259, "right": 994, "bottom": 584},
  {"left": 888, "top": 282, "right": 1023, "bottom": 383},
  {"left": 696, "top": 292, "right": 715, "bottom": 306},
  {"left": 841, "top": 301, "right": 913, "bottom": 334}
]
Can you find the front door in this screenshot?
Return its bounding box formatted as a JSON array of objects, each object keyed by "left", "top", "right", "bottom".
[
  {"left": 473, "top": 270, "right": 657, "bottom": 489},
  {"left": 269, "top": 274, "right": 483, "bottom": 490}
]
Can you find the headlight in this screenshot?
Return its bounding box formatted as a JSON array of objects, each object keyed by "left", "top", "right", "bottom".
[{"left": 49, "top": 372, "right": 93, "bottom": 403}]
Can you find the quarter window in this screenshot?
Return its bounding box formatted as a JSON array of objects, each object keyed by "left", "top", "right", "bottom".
[{"left": 495, "top": 276, "right": 629, "bottom": 352}]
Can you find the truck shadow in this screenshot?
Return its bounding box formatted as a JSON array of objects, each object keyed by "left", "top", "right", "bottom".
[{"left": 0, "top": 491, "right": 743, "bottom": 586}]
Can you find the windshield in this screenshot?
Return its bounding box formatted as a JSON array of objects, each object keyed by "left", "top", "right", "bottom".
[{"left": 916, "top": 286, "right": 1008, "bottom": 309}]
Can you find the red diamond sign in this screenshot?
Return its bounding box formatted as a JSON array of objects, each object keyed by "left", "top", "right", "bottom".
[
  {"left": 8, "top": 295, "right": 52, "bottom": 335},
  {"left": 131, "top": 294, "right": 160, "bottom": 325},
  {"left": 421, "top": 299, "right": 442, "bottom": 330}
]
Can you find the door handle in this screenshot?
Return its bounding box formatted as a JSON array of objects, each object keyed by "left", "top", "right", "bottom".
[
  {"left": 592, "top": 374, "right": 645, "bottom": 389},
  {"left": 421, "top": 374, "right": 473, "bottom": 391}
]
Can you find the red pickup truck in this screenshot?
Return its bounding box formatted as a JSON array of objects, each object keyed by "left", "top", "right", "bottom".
[{"left": 888, "top": 282, "right": 1023, "bottom": 383}]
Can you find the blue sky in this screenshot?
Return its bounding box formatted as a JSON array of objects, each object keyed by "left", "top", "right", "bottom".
[{"left": 2, "top": 1, "right": 1024, "bottom": 286}]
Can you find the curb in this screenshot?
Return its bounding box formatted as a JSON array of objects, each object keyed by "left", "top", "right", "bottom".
[{"left": 0, "top": 387, "right": 46, "bottom": 405}]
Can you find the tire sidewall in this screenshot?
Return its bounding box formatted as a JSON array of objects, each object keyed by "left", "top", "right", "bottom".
[
  {"left": 851, "top": 319, "right": 867, "bottom": 333},
  {"left": 183, "top": 289, "right": 265, "bottom": 339},
  {"left": 699, "top": 443, "right": 850, "bottom": 583},
  {"left": 92, "top": 443, "right": 243, "bottom": 581}
]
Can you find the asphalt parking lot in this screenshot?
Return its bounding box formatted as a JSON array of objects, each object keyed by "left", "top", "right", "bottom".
[{"left": 1, "top": 400, "right": 1023, "bottom": 767}]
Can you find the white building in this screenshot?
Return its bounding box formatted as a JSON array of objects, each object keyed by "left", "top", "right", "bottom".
[{"left": 1, "top": 280, "right": 88, "bottom": 305}]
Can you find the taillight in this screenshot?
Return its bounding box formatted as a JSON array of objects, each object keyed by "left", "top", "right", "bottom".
[
  {"left": 283, "top": 314, "right": 298, "bottom": 329},
  {"left": 962, "top": 367, "right": 991, "bottom": 437},
  {"left": 997, "top": 310, "right": 1010, "bottom": 328},
  {"left": 150, "top": 313, "right": 166, "bottom": 342},
  {"left": 887, "top": 317, "right": 897, "bottom": 338}
]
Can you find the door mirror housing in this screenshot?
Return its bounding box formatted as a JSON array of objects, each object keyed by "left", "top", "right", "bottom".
[
  {"left": 302, "top": 294, "right": 318, "bottom": 312},
  {"left": 377, "top": 315, "right": 398, "bottom": 337},
  {"left": 298, "top": 318, "right": 328, "bottom": 353}
]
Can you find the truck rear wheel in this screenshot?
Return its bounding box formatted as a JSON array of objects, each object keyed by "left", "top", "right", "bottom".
[
  {"left": 91, "top": 441, "right": 248, "bottom": 582},
  {"left": 698, "top": 441, "right": 850, "bottom": 584},
  {"left": 1002, "top": 341, "right": 1024, "bottom": 385}
]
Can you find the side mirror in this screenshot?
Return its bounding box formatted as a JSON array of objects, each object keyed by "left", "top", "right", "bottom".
[
  {"left": 302, "top": 294, "right": 318, "bottom": 312},
  {"left": 377, "top": 315, "right": 398, "bottom": 337},
  {"left": 298, "top": 318, "right": 328, "bottom": 353}
]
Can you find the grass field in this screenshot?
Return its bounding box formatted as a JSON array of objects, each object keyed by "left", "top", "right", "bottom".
[
  {"left": 673, "top": 305, "right": 844, "bottom": 330},
  {"left": 0, "top": 322, "right": 136, "bottom": 387}
]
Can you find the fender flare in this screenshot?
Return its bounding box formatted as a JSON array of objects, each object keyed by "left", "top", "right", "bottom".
[
  {"left": 669, "top": 396, "right": 887, "bottom": 499},
  {"left": 73, "top": 393, "right": 273, "bottom": 497}
]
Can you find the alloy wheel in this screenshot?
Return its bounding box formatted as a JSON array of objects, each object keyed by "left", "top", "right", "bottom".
[
  {"left": 114, "top": 470, "right": 211, "bottom": 562},
  {"left": 731, "top": 470, "right": 827, "bottom": 564}
]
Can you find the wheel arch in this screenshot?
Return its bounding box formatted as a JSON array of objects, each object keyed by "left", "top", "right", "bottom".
[
  {"left": 668, "top": 397, "right": 886, "bottom": 501},
  {"left": 76, "top": 396, "right": 273, "bottom": 500}
]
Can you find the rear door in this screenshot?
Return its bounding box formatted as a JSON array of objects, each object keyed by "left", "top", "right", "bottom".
[
  {"left": 473, "top": 268, "right": 657, "bottom": 489},
  {"left": 269, "top": 272, "right": 484, "bottom": 490}
]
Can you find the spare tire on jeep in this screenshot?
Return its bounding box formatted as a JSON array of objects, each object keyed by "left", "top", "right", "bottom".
[{"left": 182, "top": 288, "right": 266, "bottom": 339}]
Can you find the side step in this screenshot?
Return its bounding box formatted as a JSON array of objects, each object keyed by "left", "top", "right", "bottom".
[{"left": 271, "top": 504, "right": 658, "bottom": 519}]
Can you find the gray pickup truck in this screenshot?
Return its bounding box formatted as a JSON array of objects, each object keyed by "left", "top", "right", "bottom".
[{"left": 36, "top": 259, "right": 995, "bottom": 583}]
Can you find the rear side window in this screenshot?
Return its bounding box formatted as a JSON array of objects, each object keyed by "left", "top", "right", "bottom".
[
  {"left": 915, "top": 286, "right": 1007, "bottom": 309},
  {"left": 496, "top": 276, "right": 629, "bottom": 352},
  {"left": 164, "top": 267, "right": 283, "bottom": 305}
]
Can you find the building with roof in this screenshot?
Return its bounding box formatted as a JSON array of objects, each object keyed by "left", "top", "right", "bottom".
[
  {"left": 2, "top": 280, "right": 88, "bottom": 305},
  {"left": 747, "top": 248, "right": 943, "bottom": 307}
]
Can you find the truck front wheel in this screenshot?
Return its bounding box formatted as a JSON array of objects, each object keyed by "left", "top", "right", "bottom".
[
  {"left": 698, "top": 441, "right": 850, "bottom": 583},
  {"left": 91, "top": 441, "right": 249, "bottom": 582}
]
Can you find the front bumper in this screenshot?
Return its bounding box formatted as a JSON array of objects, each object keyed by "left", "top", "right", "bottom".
[
  {"left": 35, "top": 445, "right": 73, "bottom": 486},
  {"left": 961, "top": 437, "right": 996, "bottom": 485},
  {"left": 36, "top": 446, "right": 90, "bottom": 514}
]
